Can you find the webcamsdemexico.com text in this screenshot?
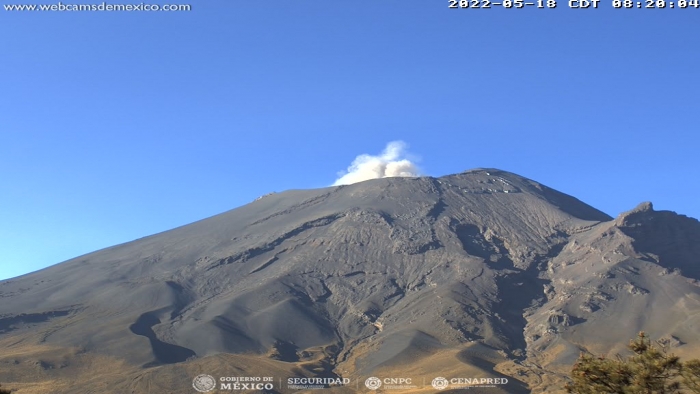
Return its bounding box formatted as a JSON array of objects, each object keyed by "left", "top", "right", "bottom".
[{"left": 3, "top": 2, "right": 191, "bottom": 11}]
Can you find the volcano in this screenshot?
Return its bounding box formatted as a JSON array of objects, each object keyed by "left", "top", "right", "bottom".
[{"left": 2, "top": 168, "right": 699, "bottom": 393}]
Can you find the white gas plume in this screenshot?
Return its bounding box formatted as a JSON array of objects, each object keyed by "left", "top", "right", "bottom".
[{"left": 332, "top": 141, "right": 421, "bottom": 186}]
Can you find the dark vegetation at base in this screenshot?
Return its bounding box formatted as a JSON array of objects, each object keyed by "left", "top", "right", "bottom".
[
  {"left": 269, "top": 340, "right": 299, "bottom": 362},
  {"left": 0, "top": 310, "right": 71, "bottom": 334},
  {"left": 129, "top": 312, "right": 196, "bottom": 366}
]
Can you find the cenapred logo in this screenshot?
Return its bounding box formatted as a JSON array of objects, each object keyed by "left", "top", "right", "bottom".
[
  {"left": 365, "top": 377, "right": 382, "bottom": 390},
  {"left": 431, "top": 377, "right": 449, "bottom": 390},
  {"left": 192, "top": 374, "right": 217, "bottom": 392}
]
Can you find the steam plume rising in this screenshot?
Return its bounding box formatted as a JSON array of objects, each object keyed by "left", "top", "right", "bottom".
[{"left": 332, "top": 141, "right": 421, "bottom": 186}]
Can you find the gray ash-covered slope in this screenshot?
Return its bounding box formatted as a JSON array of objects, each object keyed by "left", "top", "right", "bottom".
[{"left": 1, "top": 168, "right": 699, "bottom": 393}]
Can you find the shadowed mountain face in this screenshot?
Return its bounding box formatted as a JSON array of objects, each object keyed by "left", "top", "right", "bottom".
[{"left": 2, "top": 169, "right": 699, "bottom": 393}]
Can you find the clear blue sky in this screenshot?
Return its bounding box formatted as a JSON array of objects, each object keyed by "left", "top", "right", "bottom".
[{"left": 1, "top": 1, "right": 698, "bottom": 280}]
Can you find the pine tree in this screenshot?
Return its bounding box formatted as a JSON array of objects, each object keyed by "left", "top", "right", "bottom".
[
  {"left": 682, "top": 360, "right": 700, "bottom": 393},
  {"left": 627, "top": 332, "right": 682, "bottom": 393},
  {"left": 566, "top": 352, "right": 632, "bottom": 393},
  {"left": 566, "top": 332, "right": 700, "bottom": 394}
]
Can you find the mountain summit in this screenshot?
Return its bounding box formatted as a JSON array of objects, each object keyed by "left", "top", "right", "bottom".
[{"left": 2, "top": 169, "right": 699, "bottom": 393}]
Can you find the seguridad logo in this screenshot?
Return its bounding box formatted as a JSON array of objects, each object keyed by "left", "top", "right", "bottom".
[{"left": 287, "top": 377, "right": 351, "bottom": 390}]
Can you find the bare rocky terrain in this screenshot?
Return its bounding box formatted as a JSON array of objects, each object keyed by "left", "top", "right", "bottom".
[{"left": 1, "top": 168, "right": 699, "bottom": 393}]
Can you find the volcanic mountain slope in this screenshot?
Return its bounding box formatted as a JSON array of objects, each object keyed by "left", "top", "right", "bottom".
[{"left": 1, "top": 168, "right": 699, "bottom": 393}]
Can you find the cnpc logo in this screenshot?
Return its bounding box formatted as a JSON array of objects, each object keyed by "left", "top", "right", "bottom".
[
  {"left": 365, "top": 376, "right": 414, "bottom": 390},
  {"left": 365, "top": 377, "right": 382, "bottom": 390}
]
